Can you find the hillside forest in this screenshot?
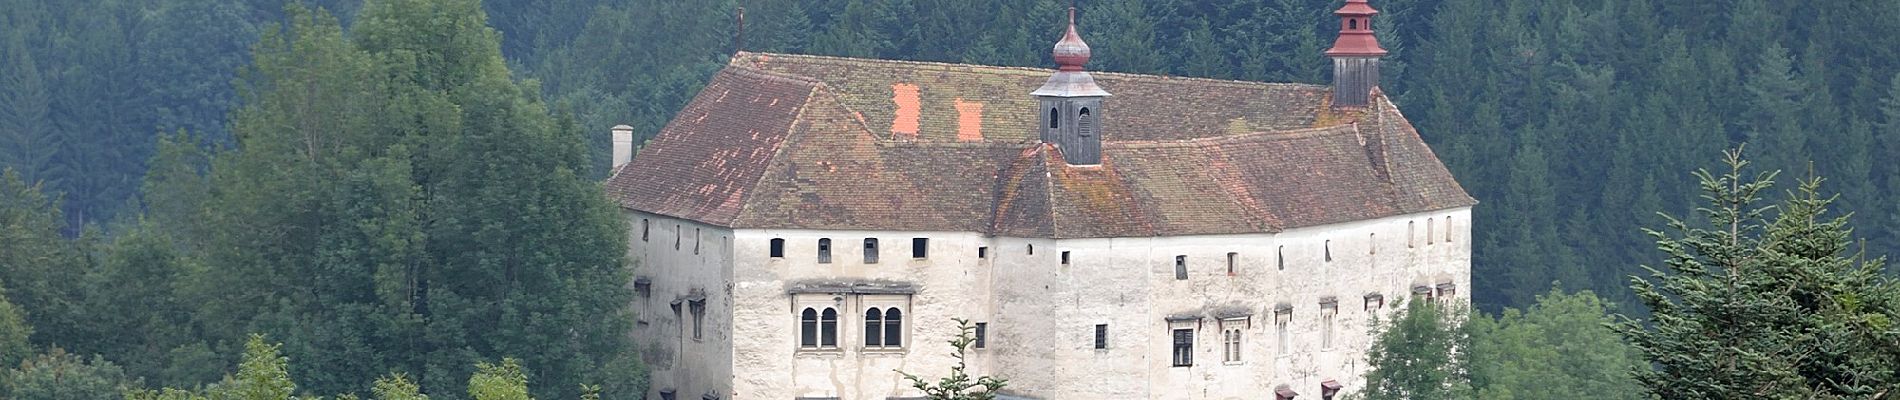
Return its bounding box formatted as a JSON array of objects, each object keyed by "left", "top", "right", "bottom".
[{"left": 2, "top": 0, "right": 1900, "bottom": 398}]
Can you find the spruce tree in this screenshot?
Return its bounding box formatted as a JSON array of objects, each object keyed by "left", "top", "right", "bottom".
[{"left": 1616, "top": 148, "right": 1900, "bottom": 398}]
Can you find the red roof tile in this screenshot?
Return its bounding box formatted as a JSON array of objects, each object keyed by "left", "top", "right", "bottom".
[{"left": 604, "top": 53, "right": 1474, "bottom": 238}]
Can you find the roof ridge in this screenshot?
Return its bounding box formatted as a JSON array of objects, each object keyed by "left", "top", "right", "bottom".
[
  {"left": 720, "top": 63, "right": 828, "bottom": 87},
  {"left": 1109, "top": 125, "right": 1358, "bottom": 148},
  {"left": 735, "top": 51, "right": 1331, "bottom": 90}
]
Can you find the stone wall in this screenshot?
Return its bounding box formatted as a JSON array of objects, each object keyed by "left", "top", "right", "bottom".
[
  {"left": 627, "top": 206, "right": 1471, "bottom": 400},
  {"left": 627, "top": 211, "right": 736, "bottom": 400}
]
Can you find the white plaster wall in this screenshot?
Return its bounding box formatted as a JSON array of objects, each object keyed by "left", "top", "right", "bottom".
[
  {"left": 728, "top": 229, "right": 997, "bottom": 400},
  {"left": 631, "top": 206, "right": 1471, "bottom": 400},
  {"left": 989, "top": 207, "right": 1471, "bottom": 399},
  {"left": 626, "top": 211, "right": 736, "bottom": 400}
]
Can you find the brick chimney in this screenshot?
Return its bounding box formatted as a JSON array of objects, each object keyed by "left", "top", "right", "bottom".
[
  {"left": 1326, "top": 0, "right": 1388, "bottom": 108},
  {"left": 611, "top": 125, "right": 635, "bottom": 169}
]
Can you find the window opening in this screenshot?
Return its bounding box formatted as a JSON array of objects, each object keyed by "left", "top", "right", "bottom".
[
  {"left": 1094, "top": 324, "right": 1109, "bottom": 349},
  {"left": 1277, "top": 246, "right": 1285, "bottom": 270},
  {"left": 1428, "top": 218, "right": 1435, "bottom": 245},
  {"left": 865, "top": 308, "right": 883, "bottom": 347},
  {"left": 978, "top": 246, "right": 988, "bottom": 259},
  {"left": 1226, "top": 252, "right": 1238, "bottom": 276},
  {"left": 817, "top": 238, "right": 832, "bottom": 263},
  {"left": 1408, "top": 221, "right": 1416, "bottom": 248},
  {"left": 1172, "top": 329, "right": 1194, "bottom": 367},
  {"left": 1370, "top": 233, "right": 1377, "bottom": 255},
  {"left": 1349, "top": 19, "right": 1358, "bottom": 30},
  {"left": 1324, "top": 240, "right": 1333, "bottom": 262},
  {"left": 800, "top": 308, "right": 818, "bottom": 347},
  {"left": 883, "top": 308, "right": 903, "bottom": 347},
  {"left": 1050, "top": 108, "right": 1060, "bottom": 129},
  {"left": 694, "top": 228, "right": 701, "bottom": 254},
  {"left": 1275, "top": 309, "right": 1291, "bottom": 355},
  {"left": 1436, "top": 217, "right": 1451, "bottom": 242},
  {"left": 1078, "top": 107, "right": 1093, "bottom": 137},
  {"left": 1321, "top": 305, "right": 1337, "bottom": 349},
  {"left": 820, "top": 308, "right": 838, "bottom": 347},
  {"left": 912, "top": 238, "right": 929, "bottom": 258},
  {"left": 1224, "top": 328, "right": 1243, "bottom": 363},
  {"left": 641, "top": 219, "right": 649, "bottom": 241},
  {"left": 1027, "top": 244, "right": 1034, "bottom": 255},
  {"left": 1174, "top": 255, "right": 1188, "bottom": 280},
  {"left": 675, "top": 225, "right": 682, "bottom": 249},
  {"left": 974, "top": 322, "right": 988, "bottom": 349},
  {"left": 769, "top": 238, "right": 785, "bottom": 258},
  {"left": 864, "top": 239, "right": 879, "bottom": 264},
  {"left": 690, "top": 300, "right": 705, "bottom": 340},
  {"left": 1061, "top": 251, "right": 1071, "bottom": 265}
]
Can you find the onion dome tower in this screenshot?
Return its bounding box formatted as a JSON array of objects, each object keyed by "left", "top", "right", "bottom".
[
  {"left": 1032, "top": 7, "right": 1110, "bottom": 165},
  {"left": 1326, "top": 0, "right": 1388, "bottom": 107}
]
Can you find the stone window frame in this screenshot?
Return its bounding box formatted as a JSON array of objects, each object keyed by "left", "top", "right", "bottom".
[
  {"left": 1274, "top": 304, "right": 1293, "bottom": 357},
  {"left": 864, "top": 238, "right": 880, "bottom": 264},
  {"left": 817, "top": 238, "right": 832, "bottom": 264},
  {"left": 1174, "top": 255, "right": 1188, "bottom": 280},
  {"left": 1220, "top": 317, "right": 1248, "bottom": 365},
  {"left": 1170, "top": 328, "right": 1195, "bottom": 367},
  {"left": 689, "top": 298, "right": 706, "bottom": 341},
  {"left": 795, "top": 300, "right": 842, "bottom": 352},
  {"left": 1363, "top": 293, "right": 1384, "bottom": 311},
  {"left": 974, "top": 322, "right": 988, "bottom": 349},
  {"left": 861, "top": 294, "right": 911, "bottom": 353},
  {"left": 1319, "top": 298, "right": 1339, "bottom": 350}
]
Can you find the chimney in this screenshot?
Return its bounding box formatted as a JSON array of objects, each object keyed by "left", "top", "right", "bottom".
[
  {"left": 1326, "top": 0, "right": 1388, "bottom": 108},
  {"left": 611, "top": 125, "right": 635, "bottom": 169}
]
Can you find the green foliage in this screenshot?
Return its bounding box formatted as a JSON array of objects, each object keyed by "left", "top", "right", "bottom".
[
  {"left": 896, "top": 319, "right": 1006, "bottom": 400},
  {"left": 466, "top": 359, "right": 531, "bottom": 400},
  {"left": 1357, "top": 289, "right": 1645, "bottom": 400},
  {"left": 1, "top": 348, "right": 133, "bottom": 400},
  {"left": 1466, "top": 289, "right": 1645, "bottom": 400},
  {"left": 0, "top": 285, "right": 31, "bottom": 368},
  {"left": 1357, "top": 299, "right": 1470, "bottom": 400},
  {"left": 372, "top": 374, "right": 427, "bottom": 400},
  {"left": 1616, "top": 149, "right": 1900, "bottom": 398}
]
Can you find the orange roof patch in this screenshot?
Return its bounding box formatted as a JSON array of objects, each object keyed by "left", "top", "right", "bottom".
[
  {"left": 891, "top": 83, "right": 921, "bottom": 139},
  {"left": 954, "top": 98, "right": 984, "bottom": 142}
]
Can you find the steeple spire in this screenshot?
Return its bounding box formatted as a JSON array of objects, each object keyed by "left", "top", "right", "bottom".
[
  {"left": 1053, "top": 7, "right": 1091, "bottom": 71},
  {"left": 1327, "top": 0, "right": 1387, "bottom": 107}
]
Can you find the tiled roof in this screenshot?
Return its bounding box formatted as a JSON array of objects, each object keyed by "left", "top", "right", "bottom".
[{"left": 605, "top": 52, "right": 1474, "bottom": 238}]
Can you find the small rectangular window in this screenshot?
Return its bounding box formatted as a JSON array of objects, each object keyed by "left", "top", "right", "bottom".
[
  {"left": 864, "top": 239, "right": 879, "bottom": 264},
  {"left": 675, "top": 225, "right": 682, "bottom": 249},
  {"left": 1428, "top": 218, "right": 1436, "bottom": 245},
  {"left": 1408, "top": 221, "right": 1416, "bottom": 248},
  {"left": 1171, "top": 329, "right": 1194, "bottom": 367},
  {"left": 1174, "top": 256, "right": 1188, "bottom": 280},
  {"left": 1226, "top": 252, "right": 1238, "bottom": 276},
  {"left": 817, "top": 238, "right": 832, "bottom": 263},
  {"left": 1324, "top": 240, "right": 1332, "bottom": 262},
  {"left": 1094, "top": 324, "right": 1108, "bottom": 349},
  {"left": 974, "top": 322, "right": 988, "bottom": 349},
  {"left": 1370, "top": 233, "right": 1377, "bottom": 255},
  {"left": 693, "top": 228, "right": 701, "bottom": 254},
  {"left": 1061, "top": 251, "right": 1071, "bottom": 265},
  {"left": 1276, "top": 246, "right": 1285, "bottom": 270},
  {"left": 641, "top": 219, "right": 649, "bottom": 241},
  {"left": 1321, "top": 306, "right": 1336, "bottom": 349},
  {"left": 978, "top": 246, "right": 988, "bottom": 259},
  {"left": 769, "top": 238, "right": 785, "bottom": 258},
  {"left": 912, "top": 238, "right": 929, "bottom": 258}
]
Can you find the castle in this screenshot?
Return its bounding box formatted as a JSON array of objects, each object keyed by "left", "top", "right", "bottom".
[{"left": 603, "top": 2, "right": 1473, "bottom": 399}]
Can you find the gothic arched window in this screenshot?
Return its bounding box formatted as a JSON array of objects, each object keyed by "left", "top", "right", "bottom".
[
  {"left": 1078, "top": 107, "right": 1093, "bottom": 137},
  {"left": 865, "top": 308, "right": 883, "bottom": 347},
  {"left": 820, "top": 308, "right": 838, "bottom": 347},
  {"left": 884, "top": 308, "right": 903, "bottom": 347},
  {"left": 800, "top": 308, "right": 818, "bottom": 348},
  {"left": 1050, "top": 108, "right": 1060, "bottom": 129}
]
